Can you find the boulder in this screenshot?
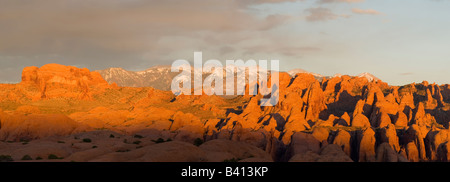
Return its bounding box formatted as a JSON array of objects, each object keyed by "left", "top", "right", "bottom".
[
  {"left": 358, "top": 128, "right": 376, "bottom": 162},
  {"left": 425, "top": 129, "right": 449, "bottom": 161},
  {"left": 375, "top": 143, "right": 399, "bottom": 162},
  {"left": 312, "top": 127, "right": 329, "bottom": 144},
  {"left": 231, "top": 128, "right": 267, "bottom": 150},
  {"left": 406, "top": 142, "right": 419, "bottom": 162},
  {"left": 170, "top": 111, "right": 202, "bottom": 131},
  {"left": 394, "top": 111, "right": 408, "bottom": 127},
  {"left": 353, "top": 100, "right": 366, "bottom": 118},
  {"left": 332, "top": 130, "right": 352, "bottom": 157},
  {"left": 334, "top": 112, "right": 351, "bottom": 126},
  {"left": 287, "top": 73, "right": 317, "bottom": 91},
  {"left": 437, "top": 142, "right": 450, "bottom": 162},
  {"left": 403, "top": 124, "right": 427, "bottom": 160},
  {"left": 304, "top": 82, "right": 327, "bottom": 122},
  {"left": 352, "top": 114, "right": 371, "bottom": 128},
  {"left": 378, "top": 112, "right": 392, "bottom": 128},
  {"left": 174, "top": 125, "right": 204, "bottom": 144},
  {"left": 379, "top": 124, "right": 400, "bottom": 152},
  {"left": 285, "top": 132, "right": 320, "bottom": 160},
  {"left": 317, "top": 144, "right": 353, "bottom": 162},
  {"left": 282, "top": 118, "right": 310, "bottom": 144}
]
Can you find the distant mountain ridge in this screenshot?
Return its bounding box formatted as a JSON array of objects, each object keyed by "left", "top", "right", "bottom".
[
  {"left": 287, "top": 68, "right": 324, "bottom": 78},
  {"left": 95, "top": 66, "right": 179, "bottom": 90},
  {"left": 357, "top": 72, "right": 380, "bottom": 82},
  {"left": 95, "top": 66, "right": 381, "bottom": 90}
]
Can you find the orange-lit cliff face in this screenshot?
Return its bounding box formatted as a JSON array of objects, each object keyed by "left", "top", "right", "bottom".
[
  {"left": 1, "top": 63, "right": 450, "bottom": 162},
  {"left": 20, "top": 63, "right": 109, "bottom": 100}
]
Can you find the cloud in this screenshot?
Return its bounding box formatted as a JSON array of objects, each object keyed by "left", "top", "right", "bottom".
[
  {"left": 240, "top": 0, "right": 306, "bottom": 6},
  {"left": 243, "top": 45, "right": 321, "bottom": 57},
  {"left": 318, "top": 0, "right": 364, "bottom": 3},
  {"left": 0, "top": 0, "right": 327, "bottom": 83},
  {"left": 305, "top": 7, "right": 348, "bottom": 22},
  {"left": 0, "top": 0, "right": 295, "bottom": 56},
  {"left": 0, "top": 0, "right": 304, "bottom": 82},
  {"left": 352, "top": 8, "right": 382, "bottom": 15},
  {"left": 219, "top": 46, "right": 236, "bottom": 55},
  {"left": 260, "top": 14, "right": 294, "bottom": 30}
]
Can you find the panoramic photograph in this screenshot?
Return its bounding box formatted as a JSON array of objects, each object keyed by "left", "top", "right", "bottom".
[{"left": 1, "top": 0, "right": 450, "bottom": 177}]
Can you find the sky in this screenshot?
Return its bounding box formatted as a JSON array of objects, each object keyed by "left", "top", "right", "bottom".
[{"left": 0, "top": 0, "right": 449, "bottom": 86}]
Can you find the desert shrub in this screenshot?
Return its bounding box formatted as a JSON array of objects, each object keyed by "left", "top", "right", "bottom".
[
  {"left": 133, "top": 134, "right": 144, "bottom": 139},
  {"left": 109, "top": 134, "right": 115, "bottom": 138},
  {"left": 20, "top": 139, "right": 30, "bottom": 143},
  {"left": 133, "top": 141, "right": 141, "bottom": 145},
  {"left": 82, "top": 138, "right": 92, "bottom": 143},
  {"left": 152, "top": 138, "right": 165, "bottom": 143},
  {"left": 21, "top": 155, "right": 33, "bottom": 160},
  {"left": 116, "top": 149, "right": 130, "bottom": 153},
  {"left": 193, "top": 138, "right": 204, "bottom": 146},
  {"left": 48, "top": 154, "right": 63, "bottom": 160},
  {"left": 0, "top": 155, "right": 13, "bottom": 162}
]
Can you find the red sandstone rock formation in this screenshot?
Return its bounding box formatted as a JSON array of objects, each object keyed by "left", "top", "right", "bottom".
[{"left": 1, "top": 64, "right": 450, "bottom": 162}]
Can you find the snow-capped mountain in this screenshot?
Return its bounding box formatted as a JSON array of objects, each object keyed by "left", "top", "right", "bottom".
[
  {"left": 357, "top": 72, "right": 380, "bottom": 82},
  {"left": 287, "top": 68, "right": 326, "bottom": 81},
  {"left": 96, "top": 65, "right": 382, "bottom": 91},
  {"left": 329, "top": 72, "right": 380, "bottom": 82},
  {"left": 96, "top": 65, "right": 270, "bottom": 92},
  {"left": 333, "top": 73, "right": 343, "bottom": 78},
  {"left": 287, "top": 68, "right": 324, "bottom": 78},
  {"left": 95, "top": 66, "right": 179, "bottom": 90}
]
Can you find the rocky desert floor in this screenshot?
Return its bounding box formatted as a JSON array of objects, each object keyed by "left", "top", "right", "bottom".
[{"left": 0, "top": 129, "right": 357, "bottom": 162}]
